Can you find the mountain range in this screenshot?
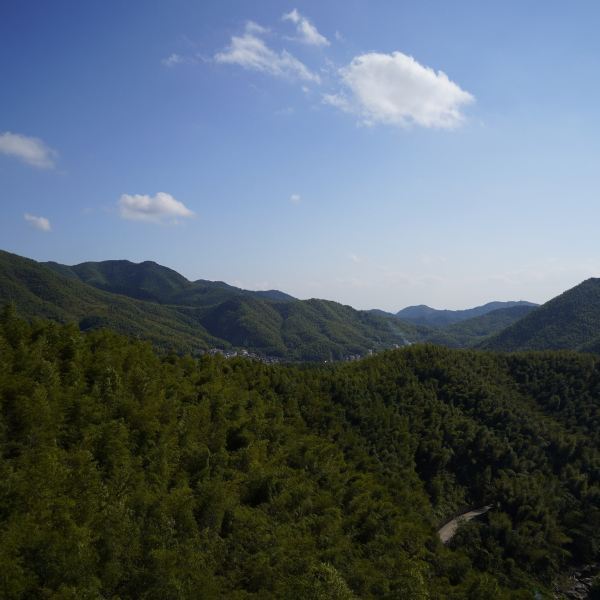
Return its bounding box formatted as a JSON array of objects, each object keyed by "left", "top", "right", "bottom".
[
  {"left": 394, "top": 301, "right": 538, "bottom": 327},
  {"left": 3, "top": 248, "right": 600, "bottom": 359},
  {"left": 0, "top": 250, "right": 426, "bottom": 360}
]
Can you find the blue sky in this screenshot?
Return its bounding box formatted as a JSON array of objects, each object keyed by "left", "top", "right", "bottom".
[{"left": 2, "top": 1, "right": 600, "bottom": 311}]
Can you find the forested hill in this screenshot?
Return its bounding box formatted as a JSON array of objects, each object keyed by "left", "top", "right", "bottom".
[
  {"left": 8, "top": 249, "right": 600, "bottom": 356},
  {"left": 425, "top": 304, "right": 538, "bottom": 348},
  {"left": 0, "top": 250, "right": 426, "bottom": 360},
  {"left": 1, "top": 310, "right": 600, "bottom": 598},
  {"left": 483, "top": 277, "right": 600, "bottom": 351},
  {"left": 45, "top": 258, "right": 297, "bottom": 304},
  {"left": 396, "top": 301, "right": 537, "bottom": 327}
]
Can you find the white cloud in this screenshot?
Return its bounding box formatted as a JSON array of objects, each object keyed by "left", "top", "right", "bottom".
[
  {"left": 118, "top": 192, "right": 194, "bottom": 223},
  {"left": 214, "top": 21, "right": 320, "bottom": 83},
  {"left": 322, "top": 93, "right": 352, "bottom": 111},
  {"left": 282, "top": 9, "right": 329, "bottom": 47},
  {"left": 325, "top": 52, "right": 474, "bottom": 129},
  {"left": 161, "top": 53, "right": 185, "bottom": 67},
  {"left": 245, "top": 21, "right": 269, "bottom": 35},
  {"left": 161, "top": 52, "right": 201, "bottom": 67},
  {"left": 289, "top": 193, "right": 302, "bottom": 204},
  {"left": 0, "top": 132, "right": 57, "bottom": 168},
  {"left": 24, "top": 213, "right": 51, "bottom": 231}
]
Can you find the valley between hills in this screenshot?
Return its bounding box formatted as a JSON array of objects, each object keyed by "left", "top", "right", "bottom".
[{"left": 4, "top": 248, "right": 600, "bottom": 361}]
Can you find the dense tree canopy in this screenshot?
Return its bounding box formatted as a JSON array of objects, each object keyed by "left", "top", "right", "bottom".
[
  {"left": 0, "top": 308, "right": 599, "bottom": 598},
  {"left": 484, "top": 277, "right": 600, "bottom": 351}
]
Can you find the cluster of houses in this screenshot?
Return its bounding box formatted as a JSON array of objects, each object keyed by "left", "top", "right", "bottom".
[
  {"left": 204, "top": 348, "right": 281, "bottom": 364},
  {"left": 337, "top": 345, "right": 405, "bottom": 362},
  {"left": 204, "top": 344, "right": 404, "bottom": 365}
]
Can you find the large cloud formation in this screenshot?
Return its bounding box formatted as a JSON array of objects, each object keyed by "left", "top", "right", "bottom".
[{"left": 324, "top": 51, "right": 474, "bottom": 129}]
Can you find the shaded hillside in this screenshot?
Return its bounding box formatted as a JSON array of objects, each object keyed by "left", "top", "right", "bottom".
[
  {"left": 425, "top": 305, "right": 538, "bottom": 348},
  {"left": 2, "top": 250, "right": 424, "bottom": 360},
  {"left": 483, "top": 278, "right": 600, "bottom": 351},
  {"left": 397, "top": 301, "right": 537, "bottom": 328}
]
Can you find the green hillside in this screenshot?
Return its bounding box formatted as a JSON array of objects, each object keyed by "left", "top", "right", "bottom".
[
  {"left": 425, "top": 305, "right": 537, "bottom": 348},
  {"left": 396, "top": 301, "right": 537, "bottom": 328},
  {"left": 1, "top": 250, "right": 424, "bottom": 360},
  {"left": 483, "top": 278, "right": 600, "bottom": 351},
  {"left": 0, "top": 250, "right": 222, "bottom": 353},
  {"left": 1, "top": 313, "right": 600, "bottom": 597},
  {"left": 45, "top": 259, "right": 296, "bottom": 306}
]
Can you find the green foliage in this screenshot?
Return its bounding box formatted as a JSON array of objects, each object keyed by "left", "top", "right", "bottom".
[
  {"left": 484, "top": 277, "right": 600, "bottom": 351},
  {"left": 46, "top": 258, "right": 296, "bottom": 305},
  {"left": 396, "top": 301, "right": 537, "bottom": 328},
  {"left": 1, "top": 250, "right": 426, "bottom": 361},
  {"left": 0, "top": 250, "right": 224, "bottom": 355},
  {"left": 1, "top": 312, "right": 599, "bottom": 597},
  {"left": 425, "top": 305, "right": 537, "bottom": 348}
]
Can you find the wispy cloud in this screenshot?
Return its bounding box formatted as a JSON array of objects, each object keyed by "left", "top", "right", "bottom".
[
  {"left": 161, "top": 53, "right": 185, "bottom": 67},
  {"left": 322, "top": 92, "right": 352, "bottom": 112},
  {"left": 282, "top": 9, "right": 329, "bottom": 47},
  {"left": 24, "top": 213, "right": 51, "bottom": 231},
  {"left": 0, "top": 132, "right": 57, "bottom": 168},
  {"left": 118, "top": 192, "right": 194, "bottom": 223},
  {"left": 214, "top": 21, "right": 320, "bottom": 83},
  {"left": 324, "top": 51, "right": 474, "bottom": 129},
  {"left": 161, "top": 52, "right": 202, "bottom": 67},
  {"left": 289, "top": 193, "right": 302, "bottom": 204}
]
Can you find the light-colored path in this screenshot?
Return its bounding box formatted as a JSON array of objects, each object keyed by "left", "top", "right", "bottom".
[{"left": 437, "top": 505, "right": 492, "bottom": 544}]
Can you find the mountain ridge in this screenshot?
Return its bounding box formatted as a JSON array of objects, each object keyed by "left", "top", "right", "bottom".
[
  {"left": 45, "top": 259, "right": 297, "bottom": 306},
  {"left": 483, "top": 277, "right": 600, "bottom": 351},
  {"left": 396, "top": 300, "right": 538, "bottom": 328},
  {"left": 10, "top": 249, "right": 600, "bottom": 358},
  {"left": 1, "top": 250, "right": 425, "bottom": 360},
  {"left": 424, "top": 304, "right": 538, "bottom": 348}
]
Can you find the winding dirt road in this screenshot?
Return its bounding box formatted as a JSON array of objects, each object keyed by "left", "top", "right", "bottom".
[{"left": 437, "top": 505, "right": 492, "bottom": 544}]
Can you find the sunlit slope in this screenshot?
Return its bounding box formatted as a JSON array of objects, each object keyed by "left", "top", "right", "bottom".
[
  {"left": 2, "top": 250, "right": 424, "bottom": 359},
  {"left": 483, "top": 278, "right": 600, "bottom": 351}
]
